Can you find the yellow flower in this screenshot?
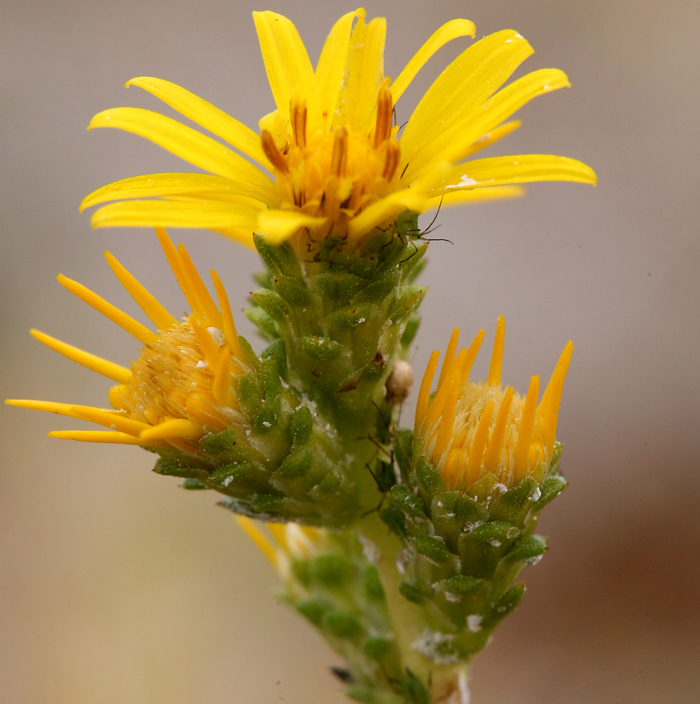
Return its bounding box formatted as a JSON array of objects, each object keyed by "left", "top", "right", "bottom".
[
  {"left": 80, "top": 9, "right": 596, "bottom": 251},
  {"left": 414, "top": 316, "right": 573, "bottom": 490},
  {"left": 7, "top": 228, "right": 251, "bottom": 453}
]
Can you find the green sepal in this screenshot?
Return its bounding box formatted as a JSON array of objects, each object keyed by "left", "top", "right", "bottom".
[
  {"left": 274, "top": 274, "right": 311, "bottom": 306},
  {"left": 355, "top": 270, "right": 400, "bottom": 303},
  {"left": 533, "top": 474, "right": 568, "bottom": 511},
  {"left": 300, "top": 335, "right": 344, "bottom": 360},
  {"left": 290, "top": 405, "right": 313, "bottom": 446},
  {"left": 393, "top": 428, "right": 413, "bottom": 481},
  {"left": 245, "top": 306, "right": 278, "bottom": 341},
  {"left": 362, "top": 565, "right": 385, "bottom": 601},
  {"left": 399, "top": 581, "right": 425, "bottom": 604},
  {"left": 296, "top": 598, "right": 328, "bottom": 626},
  {"left": 180, "top": 478, "right": 208, "bottom": 490},
  {"left": 323, "top": 609, "right": 362, "bottom": 639},
  {"left": 276, "top": 447, "right": 313, "bottom": 478},
  {"left": 389, "top": 285, "right": 426, "bottom": 323},
  {"left": 504, "top": 535, "right": 547, "bottom": 564},
  {"left": 326, "top": 304, "right": 374, "bottom": 330},
  {"left": 153, "top": 455, "right": 198, "bottom": 478},
  {"left": 401, "top": 669, "right": 430, "bottom": 704},
  {"left": 380, "top": 506, "right": 408, "bottom": 540},
  {"left": 442, "top": 575, "right": 486, "bottom": 599},
  {"left": 260, "top": 338, "right": 288, "bottom": 381},
  {"left": 483, "top": 582, "right": 526, "bottom": 627},
  {"left": 315, "top": 271, "right": 364, "bottom": 300},
  {"left": 250, "top": 288, "right": 288, "bottom": 322},
  {"left": 400, "top": 315, "right": 421, "bottom": 351},
  {"left": 310, "top": 553, "right": 353, "bottom": 587},
  {"left": 414, "top": 535, "right": 451, "bottom": 564},
  {"left": 388, "top": 484, "right": 425, "bottom": 519},
  {"left": 361, "top": 635, "right": 393, "bottom": 661},
  {"left": 415, "top": 457, "right": 444, "bottom": 505}
]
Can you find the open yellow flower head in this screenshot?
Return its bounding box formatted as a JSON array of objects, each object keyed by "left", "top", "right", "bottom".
[
  {"left": 8, "top": 228, "right": 253, "bottom": 454},
  {"left": 415, "top": 316, "right": 573, "bottom": 490},
  {"left": 80, "top": 9, "right": 596, "bottom": 251}
]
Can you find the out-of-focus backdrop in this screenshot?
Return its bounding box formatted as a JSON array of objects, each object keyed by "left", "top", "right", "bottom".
[{"left": 2, "top": 0, "right": 699, "bottom": 702}]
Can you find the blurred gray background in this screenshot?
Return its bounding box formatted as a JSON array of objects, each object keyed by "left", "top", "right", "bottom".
[{"left": 2, "top": 0, "right": 699, "bottom": 702}]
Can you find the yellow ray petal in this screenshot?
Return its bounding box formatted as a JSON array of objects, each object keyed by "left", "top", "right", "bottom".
[
  {"left": 434, "top": 374, "right": 460, "bottom": 460},
  {"left": 390, "top": 19, "right": 475, "bottom": 105},
  {"left": 437, "top": 328, "right": 459, "bottom": 390},
  {"left": 212, "top": 227, "right": 256, "bottom": 249},
  {"left": 465, "top": 400, "right": 495, "bottom": 486},
  {"left": 177, "top": 243, "right": 223, "bottom": 325},
  {"left": 57, "top": 274, "right": 156, "bottom": 345},
  {"left": 31, "top": 329, "right": 131, "bottom": 383},
  {"left": 88, "top": 108, "right": 276, "bottom": 204},
  {"left": 512, "top": 375, "right": 539, "bottom": 481},
  {"left": 539, "top": 341, "right": 574, "bottom": 415},
  {"left": 6, "top": 399, "right": 150, "bottom": 436},
  {"left": 482, "top": 386, "right": 514, "bottom": 474},
  {"left": 415, "top": 349, "right": 440, "bottom": 430},
  {"left": 460, "top": 329, "right": 486, "bottom": 384},
  {"left": 315, "top": 9, "right": 365, "bottom": 129},
  {"left": 154, "top": 227, "right": 200, "bottom": 314},
  {"left": 432, "top": 154, "right": 597, "bottom": 195},
  {"left": 336, "top": 16, "right": 387, "bottom": 131},
  {"left": 212, "top": 346, "right": 234, "bottom": 407},
  {"left": 126, "top": 77, "right": 271, "bottom": 168},
  {"left": 139, "top": 418, "right": 202, "bottom": 440},
  {"left": 91, "top": 200, "right": 260, "bottom": 231},
  {"left": 162, "top": 192, "right": 267, "bottom": 209},
  {"left": 104, "top": 251, "right": 178, "bottom": 332},
  {"left": 424, "top": 186, "right": 525, "bottom": 210},
  {"left": 210, "top": 269, "right": 243, "bottom": 357},
  {"left": 80, "top": 173, "right": 263, "bottom": 213},
  {"left": 266, "top": 522, "right": 289, "bottom": 551},
  {"left": 487, "top": 315, "right": 505, "bottom": 386},
  {"left": 48, "top": 430, "right": 157, "bottom": 445},
  {"left": 456, "top": 120, "right": 521, "bottom": 161},
  {"left": 410, "top": 68, "right": 571, "bottom": 181},
  {"left": 255, "top": 209, "right": 325, "bottom": 245},
  {"left": 400, "top": 30, "right": 533, "bottom": 172},
  {"left": 426, "top": 348, "right": 467, "bottom": 431},
  {"left": 236, "top": 516, "right": 278, "bottom": 567},
  {"left": 252, "top": 11, "right": 321, "bottom": 131},
  {"left": 347, "top": 187, "right": 429, "bottom": 240},
  {"left": 190, "top": 315, "right": 221, "bottom": 371}
]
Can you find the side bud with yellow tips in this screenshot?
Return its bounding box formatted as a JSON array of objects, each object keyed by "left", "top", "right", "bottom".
[
  {"left": 8, "top": 229, "right": 360, "bottom": 527},
  {"left": 379, "top": 317, "right": 572, "bottom": 663}
]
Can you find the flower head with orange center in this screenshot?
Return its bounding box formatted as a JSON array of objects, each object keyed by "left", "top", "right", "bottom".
[
  {"left": 415, "top": 316, "right": 573, "bottom": 490},
  {"left": 7, "top": 228, "right": 254, "bottom": 454},
  {"left": 80, "top": 9, "right": 596, "bottom": 252}
]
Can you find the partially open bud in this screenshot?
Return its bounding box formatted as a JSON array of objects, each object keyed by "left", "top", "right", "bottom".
[
  {"left": 380, "top": 317, "right": 572, "bottom": 663},
  {"left": 8, "top": 229, "right": 359, "bottom": 526},
  {"left": 235, "top": 517, "right": 402, "bottom": 702}
]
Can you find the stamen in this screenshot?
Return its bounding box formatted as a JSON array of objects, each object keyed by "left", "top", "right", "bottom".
[
  {"left": 331, "top": 126, "right": 349, "bottom": 177},
  {"left": 382, "top": 141, "right": 401, "bottom": 181},
  {"left": 415, "top": 349, "right": 440, "bottom": 430},
  {"left": 512, "top": 376, "right": 539, "bottom": 481},
  {"left": 31, "top": 329, "right": 131, "bottom": 383},
  {"left": 104, "top": 251, "right": 178, "bottom": 332},
  {"left": 261, "top": 130, "right": 290, "bottom": 174},
  {"left": 374, "top": 85, "right": 393, "bottom": 148},
  {"left": 465, "top": 400, "right": 495, "bottom": 485},
  {"left": 57, "top": 274, "right": 156, "bottom": 345},
  {"left": 290, "top": 87, "right": 307, "bottom": 150},
  {"left": 482, "top": 387, "right": 514, "bottom": 474},
  {"left": 487, "top": 315, "right": 505, "bottom": 386}
]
